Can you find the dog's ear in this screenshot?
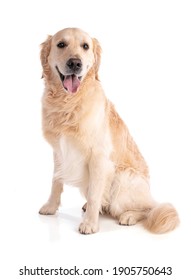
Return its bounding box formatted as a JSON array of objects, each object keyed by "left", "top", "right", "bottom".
[
  {"left": 40, "top": 35, "right": 52, "bottom": 76},
  {"left": 93, "top": 38, "right": 102, "bottom": 80}
]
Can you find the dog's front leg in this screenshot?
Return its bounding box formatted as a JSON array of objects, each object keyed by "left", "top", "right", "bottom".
[
  {"left": 39, "top": 151, "right": 63, "bottom": 215},
  {"left": 79, "top": 152, "right": 113, "bottom": 234}
]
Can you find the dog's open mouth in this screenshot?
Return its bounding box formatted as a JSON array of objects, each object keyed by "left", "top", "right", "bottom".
[{"left": 56, "top": 66, "right": 82, "bottom": 94}]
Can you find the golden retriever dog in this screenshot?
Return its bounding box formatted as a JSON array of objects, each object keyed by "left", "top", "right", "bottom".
[{"left": 39, "top": 28, "right": 179, "bottom": 234}]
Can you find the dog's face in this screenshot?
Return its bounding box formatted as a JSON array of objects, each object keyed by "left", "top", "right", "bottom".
[{"left": 41, "top": 28, "right": 101, "bottom": 94}]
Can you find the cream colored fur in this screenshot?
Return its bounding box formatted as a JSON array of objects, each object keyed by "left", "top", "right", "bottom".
[{"left": 39, "top": 28, "right": 179, "bottom": 234}]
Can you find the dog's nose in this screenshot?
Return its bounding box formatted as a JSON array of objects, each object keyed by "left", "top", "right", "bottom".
[{"left": 66, "top": 58, "right": 82, "bottom": 72}]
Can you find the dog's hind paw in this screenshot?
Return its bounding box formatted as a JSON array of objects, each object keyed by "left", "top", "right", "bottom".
[{"left": 119, "top": 212, "right": 137, "bottom": 226}]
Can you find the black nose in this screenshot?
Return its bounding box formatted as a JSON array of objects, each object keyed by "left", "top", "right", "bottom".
[{"left": 66, "top": 58, "right": 82, "bottom": 72}]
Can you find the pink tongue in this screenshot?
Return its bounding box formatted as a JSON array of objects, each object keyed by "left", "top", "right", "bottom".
[{"left": 63, "top": 75, "right": 80, "bottom": 93}]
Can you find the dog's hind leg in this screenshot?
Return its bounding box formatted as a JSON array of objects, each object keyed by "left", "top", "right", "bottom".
[{"left": 109, "top": 170, "right": 155, "bottom": 224}]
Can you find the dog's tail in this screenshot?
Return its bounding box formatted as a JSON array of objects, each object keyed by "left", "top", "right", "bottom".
[{"left": 143, "top": 203, "right": 179, "bottom": 234}]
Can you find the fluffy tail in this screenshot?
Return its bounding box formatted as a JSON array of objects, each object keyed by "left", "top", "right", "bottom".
[{"left": 143, "top": 203, "right": 179, "bottom": 234}]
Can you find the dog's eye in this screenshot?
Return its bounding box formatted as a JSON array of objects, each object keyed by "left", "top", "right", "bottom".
[
  {"left": 57, "top": 42, "right": 67, "bottom": 48},
  {"left": 83, "top": 43, "right": 89, "bottom": 50}
]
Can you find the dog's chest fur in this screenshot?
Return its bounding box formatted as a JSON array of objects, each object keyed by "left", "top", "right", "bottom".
[
  {"left": 43, "top": 85, "right": 113, "bottom": 195},
  {"left": 56, "top": 136, "right": 89, "bottom": 190}
]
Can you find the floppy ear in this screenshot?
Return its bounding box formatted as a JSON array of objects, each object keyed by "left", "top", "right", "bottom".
[
  {"left": 93, "top": 38, "right": 102, "bottom": 80},
  {"left": 40, "top": 35, "right": 52, "bottom": 76}
]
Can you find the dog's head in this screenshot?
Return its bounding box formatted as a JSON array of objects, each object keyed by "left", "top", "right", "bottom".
[{"left": 40, "top": 28, "right": 101, "bottom": 94}]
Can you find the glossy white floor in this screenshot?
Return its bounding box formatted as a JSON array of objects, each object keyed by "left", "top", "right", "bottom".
[{"left": 1, "top": 1, "right": 191, "bottom": 279}]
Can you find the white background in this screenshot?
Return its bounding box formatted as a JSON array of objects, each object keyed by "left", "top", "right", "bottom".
[{"left": 0, "top": 0, "right": 191, "bottom": 279}]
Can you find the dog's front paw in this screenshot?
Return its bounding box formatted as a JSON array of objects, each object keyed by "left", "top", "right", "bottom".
[
  {"left": 79, "top": 222, "right": 98, "bottom": 234},
  {"left": 39, "top": 202, "right": 58, "bottom": 215}
]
